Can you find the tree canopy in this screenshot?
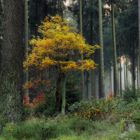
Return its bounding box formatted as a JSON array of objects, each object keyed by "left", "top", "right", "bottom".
[{"left": 24, "top": 16, "right": 98, "bottom": 74}]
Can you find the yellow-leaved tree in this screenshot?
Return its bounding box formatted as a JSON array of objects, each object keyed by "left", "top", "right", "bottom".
[{"left": 24, "top": 16, "right": 98, "bottom": 114}]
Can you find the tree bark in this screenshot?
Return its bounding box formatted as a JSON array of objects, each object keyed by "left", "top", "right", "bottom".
[
  {"left": 0, "top": 0, "right": 3, "bottom": 70},
  {"left": 87, "top": 0, "right": 94, "bottom": 100},
  {"left": 79, "top": 0, "right": 86, "bottom": 100},
  {"left": 119, "top": 59, "right": 122, "bottom": 96},
  {"left": 55, "top": 73, "right": 67, "bottom": 115},
  {"left": 138, "top": 0, "right": 140, "bottom": 88},
  {"left": 131, "top": 43, "right": 136, "bottom": 95},
  {"left": 25, "top": 0, "right": 29, "bottom": 96},
  {"left": 111, "top": 3, "right": 118, "bottom": 96},
  {"left": 98, "top": 0, "right": 105, "bottom": 98},
  {"left": 55, "top": 75, "right": 62, "bottom": 113},
  {"left": 61, "top": 74, "right": 67, "bottom": 115},
  {"left": 0, "top": 0, "right": 24, "bottom": 123}
]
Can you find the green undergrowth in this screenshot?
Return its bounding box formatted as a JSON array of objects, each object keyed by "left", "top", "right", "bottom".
[
  {"left": 1, "top": 95, "right": 140, "bottom": 140},
  {"left": 1, "top": 116, "right": 140, "bottom": 140},
  {"left": 0, "top": 116, "right": 120, "bottom": 140}
]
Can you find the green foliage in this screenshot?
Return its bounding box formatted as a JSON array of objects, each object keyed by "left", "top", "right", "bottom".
[
  {"left": 69, "top": 98, "right": 140, "bottom": 123},
  {"left": 2, "top": 114, "right": 140, "bottom": 140},
  {"left": 51, "top": 134, "right": 117, "bottom": 140},
  {"left": 117, "top": 0, "right": 138, "bottom": 56},
  {"left": 119, "top": 118, "right": 126, "bottom": 132},
  {"left": 2, "top": 119, "right": 43, "bottom": 140},
  {"left": 132, "top": 111, "right": 140, "bottom": 124},
  {"left": 68, "top": 117, "right": 94, "bottom": 134},
  {"left": 119, "top": 131, "right": 140, "bottom": 140},
  {"left": 0, "top": 116, "right": 119, "bottom": 140},
  {"left": 69, "top": 99, "right": 120, "bottom": 120},
  {"left": 122, "top": 88, "right": 139, "bottom": 102},
  {"left": 131, "top": 111, "right": 140, "bottom": 131},
  {"left": 34, "top": 91, "right": 56, "bottom": 116}
]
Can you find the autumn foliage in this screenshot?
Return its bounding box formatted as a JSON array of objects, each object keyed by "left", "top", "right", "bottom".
[
  {"left": 23, "top": 16, "right": 98, "bottom": 109},
  {"left": 24, "top": 16, "right": 98, "bottom": 73},
  {"left": 23, "top": 92, "right": 45, "bottom": 109}
]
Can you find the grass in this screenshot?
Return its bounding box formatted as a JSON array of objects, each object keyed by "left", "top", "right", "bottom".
[
  {"left": 1, "top": 97, "right": 140, "bottom": 140},
  {"left": 0, "top": 115, "right": 140, "bottom": 140},
  {"left": 0, "top": 116, "right": 121, "bottom": 140}
]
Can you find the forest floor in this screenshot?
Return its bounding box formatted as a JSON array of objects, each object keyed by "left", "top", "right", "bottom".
[
  {"left": 0, "top": 116, "right": 140, "bottom": 140},
  {"left": 1, "top": 97, "right": 140, "bottom": 140}
]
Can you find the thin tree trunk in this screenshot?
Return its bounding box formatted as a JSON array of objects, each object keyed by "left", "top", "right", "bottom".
[
  {"left": 0, "top": 0, "right": 24, "bottom": 122},
  {"left": 61, "top": 73, "right": 67, "bottom": 115},
  {"left": 25, "top": 0, "right": 29, "bottom": 96},
  {"left": 119, "top": 60, "right": 122, "bottom": 96},
  {"left": 126, "top": 58, "right": 128, "bottom": 88},
  {"left": 55, "top": 73, "right": 67, "bottom": 115},
  {"left": 0, "top": 0, "right": 3, "bottom": 10},
  {"left": 0, "top": 0, "right": 3, "bottom": 69},
  {"left": 98, "top": 0, "right": 105, "bottom": 98},
  {"left": 79, "top": 0, "right": 86, "bottom": 100},
  {"left": 79, "top": 0, "right": 83, "bottom": 34},
  {"left": 55, "top": 75, "right": 62, "bottom": 113},
  {"left": 132, "top": 43, "right": 136, "bottom": 94},
  {"left": 57, "top": 0, "right": 64, "bottom": 17},
  {"left": 124, "top": 60, "right": 127, "bottom": 89},
  {"left": 138, "top": 0, "right": 140, "bottom": 88},
  {"left": 88, "top": 0, "right": 94, "bottom": 100},
  {"left": 111, "top": 3, "right": 118, "bottom": 96}
]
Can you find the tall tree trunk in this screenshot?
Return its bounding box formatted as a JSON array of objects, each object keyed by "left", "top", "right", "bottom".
[
  {"left": 138, "top": 0, "right": 140, "bottom": 88},
  {"left": 125, "top": 58, "right": 128, "bottom": 88},
  {"left": 57, "top": 0, "right": 64, "bottom": 17},
  {"left": 61, "top": 73, "right": 67, "bottom": 115},
  {"left": 0, "top": 0, "right": 3, "bottom": 10},
  {"left": 79, "top": 0, "right": 83, "bottom": 35},
  {"left": 124, "top": 60, "right": 127, "bottom": 89},
  {"left": 132, "top": 42, "right": 136, "bottom": 95},
  {"left": 0, "top": 0, "right": 3, "bottom": 69},
  {"left": 25, "top": 0, "right": 29, "bottom": 96},
  {"left": 55, "top": 75, "right": 62, "bottom": 113},
  {"left": 55, "top": 73, "right": 67, "bottom": 115},
  {"left": 79, "top": 0, "right": 86, "bottom": 99},
  {"left": 98, "top": 0, "right": 105, "bottom": 98},
  {"left": 119, "top": 60, "right": 122, "bottom": 96},
  {"left": 87, "top": 0, "right": 94, "bottom": 100},
  {"left": 111, "top": 3, "right": 118, "bottom": 96},
  {"left": 0, "top": 0, "right": 24, "bottom": 123}
]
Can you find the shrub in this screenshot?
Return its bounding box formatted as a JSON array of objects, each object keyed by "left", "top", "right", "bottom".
[
  {"left": 34, "top": 90, "right": 56, "bottom": 116},
  {"left": 122, "top": 88, "right": 140, "bottom": 102},
  {"left": 131, "top": 111, "right": 140, "bottom": 131},
  {"left": 0, "top": 116, "right": 122, "bottom": 140},
  {"left": 69, "top": 98, "right": 140, "bottom": 122},
  {"left": 119, "top": 131, "right": 140, "bottom": 140},
  {"left": 69, "top": 99, "right": 120, "bottom": 120}
]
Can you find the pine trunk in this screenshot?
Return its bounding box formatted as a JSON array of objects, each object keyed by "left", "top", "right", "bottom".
[
  {"left": 25, "top": 0, "right": 29, "bottom": 96},
  {"left": 111, "top": 3, "right": 118, "bottom": 96},
  {"left": 0, "top": 0, "right": 3, "bottom": 69},
  {"left": 61, "top": 74, "right": 67, "bottom": 115},
  {"left": 138, "top": 0, "right": 140, "bottom": 88},
  {"left": 0, "top": 0, "right": 24, "bottom": 123},
  {"left": 55, "top": 76, "right": 62, "bottom": 113},
  {"left": 79, "top": 0, "right": 86, "bottom": 100},
  {"left": 132, "top": 43, "right": 136, "bottom": 95},
  {"left": 98, "top": 0, "right": 105, "bottom": 98}
]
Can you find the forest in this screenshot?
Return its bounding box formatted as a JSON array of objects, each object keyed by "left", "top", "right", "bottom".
[{"left": 0, "top": 0, "right": 140, "bottom": 139}]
